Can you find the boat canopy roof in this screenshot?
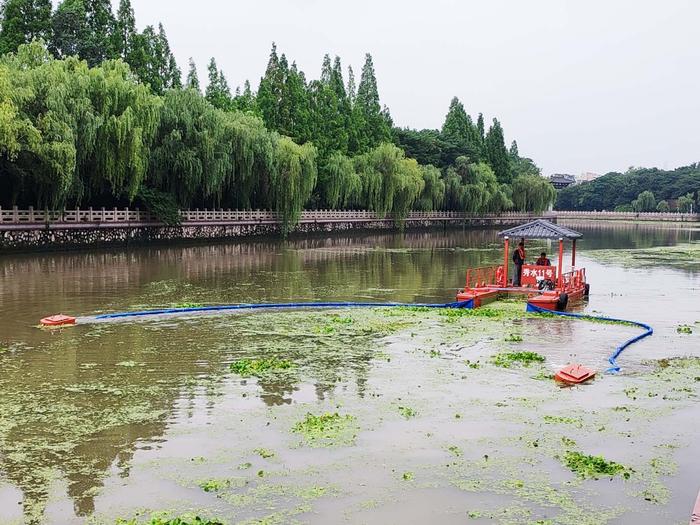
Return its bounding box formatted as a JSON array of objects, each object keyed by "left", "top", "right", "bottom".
[{"left": 498, "top": 219, "right": 583, "bottom": 240}]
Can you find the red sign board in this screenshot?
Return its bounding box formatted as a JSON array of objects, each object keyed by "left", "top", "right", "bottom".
[{"left": 521, "top": 265, "right": 557, "bottom": 287}]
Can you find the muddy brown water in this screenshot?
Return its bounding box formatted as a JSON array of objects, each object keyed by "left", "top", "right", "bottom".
[{"left": 0, "top": 221, "right": 698, "bottom": 524}]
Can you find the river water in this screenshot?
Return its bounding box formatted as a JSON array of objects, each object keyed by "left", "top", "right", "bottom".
[{"left": 0, "top": 221, "right": 698, "bottom": 524}]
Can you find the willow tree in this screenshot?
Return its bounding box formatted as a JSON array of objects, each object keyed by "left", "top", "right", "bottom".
[
  {"left": 353, "top": 142, "right": 423, "bottom": 219},
  {"left": 442, "top": 157, "right": 511, "bottom": 214},
  {"left": 511, "top": 174, "right": 556, "bottom": 212},
  {"left": 82, "top": 59, "right": 160, "bottom": 202},
  {"left": 415, "top": 164, "right": 445, "bottom": 211},
  {"left": 147, "top": 88, "right": 229, "bottom": 206},
  {"left": 0, "top": 62, "right": 42, "bottom": 206},
  {"left": 318, "top": 152, "right": 360, "bottom": 209},
  {"left": 392, "top": 156, "right": 424, "bottom": 221},
  {"left": 270, "top": 136, "right": 317, "bottom": 233},
  {"left": 222, "top": 109, "right": 276, "bottom": 209}
]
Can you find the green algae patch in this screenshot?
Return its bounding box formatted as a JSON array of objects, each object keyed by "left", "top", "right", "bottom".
[
  {"left": 117, "top": 514, "right": 224, "bottom": 525},
  {"left": 543, "top": 415, "right": 583, "bottom": 428},
  {"left": 254, "top": 448, "right": 275, "bottom": 459},
  {"left": 198, "top": 477, "right": 245, "bottom": 493},
  {"left": 587, "top": 242, "right": 700, "bottom": 269},
  {"left": 493, "top": 351, "right": 546, "bottom": 368},
  {"left": 438, "top": 303, "right": 524, "bottom": 321},
  {"left": 447, "top": 445, "right": 463, "bottom": 457},
  {"left": 402, "top": 471, "right": 415, "bottom": 481},
  {"left": 292, "top": 412, "right": 358, "bottom": 447},
  {"left": 172, "top": 302, "right": 204, "bottom": 309},
  {"left": 563, "top": 451, "right": 629, "bottom": 480},
  {"left": 229, "top": 358, "right": 294, "bottom": 378},
  {"left": 398, "top": 406, "right": 418, "bottom": 419}
]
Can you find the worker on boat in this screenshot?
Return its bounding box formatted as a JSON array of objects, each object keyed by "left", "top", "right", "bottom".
[
  {"left": 536, "top": 252, "right": 551, "bottom": 266},
  {"left": 512, "top": 241, "right": 526, "bottom": 286}
]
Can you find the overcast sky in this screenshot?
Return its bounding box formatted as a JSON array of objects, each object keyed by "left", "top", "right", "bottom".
[{"left": 120, "top": 0, "right": 699, "bottom": 176}]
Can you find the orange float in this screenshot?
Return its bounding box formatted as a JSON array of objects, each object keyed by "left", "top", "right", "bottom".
[
  {"left": 40, "top": 314, "right": 76, "bottom": 327},
  {"left": 554, "top": 364, "right": 596, "bottom": 385}
]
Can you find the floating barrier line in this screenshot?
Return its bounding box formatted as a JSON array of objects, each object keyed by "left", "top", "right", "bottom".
[
  {"left": 92, "top": 300, "right": 475, "bottom": 320},
  {"left": 526, "top": 303, "right": 653, "bottom": 373},
  {"left": 52, "top": 298, "right": 652, "bottom": 374}
]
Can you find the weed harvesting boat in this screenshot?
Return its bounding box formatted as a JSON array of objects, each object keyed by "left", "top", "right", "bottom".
[{"left": 457, "top": 219, "right": 589, "bottom": 312}]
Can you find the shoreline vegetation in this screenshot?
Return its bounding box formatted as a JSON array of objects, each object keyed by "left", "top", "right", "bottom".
[
  {"left": 0, "top": 1, "right": 557, "bottom": 233},
  {"left": 555, "top": 166, "right": 699, "bottom": 214}
]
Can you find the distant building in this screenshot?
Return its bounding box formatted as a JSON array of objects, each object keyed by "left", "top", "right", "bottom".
[
  {"left": 549, "top": 174, "right": 576, "bottom": 189},
  {"left": 577, "top": 172, "right": 601, "bottom": 183}
]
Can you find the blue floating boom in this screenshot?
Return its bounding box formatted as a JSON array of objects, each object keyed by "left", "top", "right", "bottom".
[
  {"left": 526, "top": 303, "right": 653, "bottom": 373},
  {"left": 93, "top": 299, "right": 475, "bottom": 320}
]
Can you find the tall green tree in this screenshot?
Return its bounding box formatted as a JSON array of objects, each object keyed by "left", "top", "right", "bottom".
[
  {"left": 50, "top": 0, "right": 85, "bottom": 59},
  {"left": 114, "top": 0, "right": 135, "bottom": 58},
  {"left": 257, "top": 43, "right": 283, "bottom": 131},
  {"left": 308, "top": 55, "right": 349, "bottom": 155},
  {"left": 129, "top": 24, "right": 180, "bottom": 94},
  {"left": 233, "top": 79, "right": 256, "bottom": 113},
  {"left": 346, "top": 65, "right": 356, "bottom": 104},
  {"left": 509, "top": 140, "right": 519, "bottom": 158},
  {"left": 484, "top": 118, "right": 511, "bottom": 184},
  {"left": 82, "top": 0, "right": 117, "bottom": 65},
  {"left": 476, "top": 112, "right": 485, "bottom": 143},
  {"left": 279, "top": 60, "right": 311, "bottom": 143},
  {"left": 441, "top": 97, "right": 481, "bottom": 160},
  {"left": 0, "top": 0, "right": 52, "bottom": 54},
  {"left": 350, "top": 53, "right": 391, "bottom": 153},
  {"left": 185, "top": 57, "right": 199, "bottom": 92},
  {"left": 205, "top": 57, "right": 231, "bottom": 109}
]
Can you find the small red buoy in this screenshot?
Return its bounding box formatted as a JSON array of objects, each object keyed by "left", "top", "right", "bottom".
[
  {"left": 555, "top": 364, "right": 596, "bottom": 385},
  {"left": 40, "top": 314, "right": 76, "bottom": 327}
]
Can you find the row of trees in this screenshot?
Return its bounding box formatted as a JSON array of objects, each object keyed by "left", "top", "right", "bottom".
[
  {"left": 625, "top": 190, "right": 695, "bottom": 213},
  {"left": 1, "top": 0, "right": 557, "bottom": 229},
  {"left": 556, "top": 166, "right": 700, "bottom": 212},
  {"left": 0, "top": 0, "right": 181, "bottom": 94}
]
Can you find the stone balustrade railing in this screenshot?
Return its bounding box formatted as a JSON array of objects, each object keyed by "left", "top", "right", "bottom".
[
  {"left": 0, "top": 207, "right": 538, "bottom": 225},
  {"left": 0, "top": 207, "right": 697, "bottom": 225}
]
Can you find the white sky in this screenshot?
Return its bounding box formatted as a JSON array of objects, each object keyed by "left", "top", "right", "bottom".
[{"left": 118, "top": 0, "right": 699, "bottom": 175}]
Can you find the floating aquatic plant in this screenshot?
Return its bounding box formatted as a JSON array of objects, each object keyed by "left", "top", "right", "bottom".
[
  {"left": 229, "top": 358, "right": 294, "bottom": 378},
  {"left": 492, "top": 351, "right": 545, "bottom": 368},
  {"left": 543, "top": 415, "right": 583, "bottom": 428},
  {"left": 563, "top": 451, "right": 629, "bottom": 480},
  {"left": 254, "top": 448, "right": 275, "bottom": 459},
  {"left": 198, "top": 478, "right": 242, "bottom": 493},
  {"left": 172, "top": 302, "right": 204, "bottom": 309},
  {"left": 505, "top": 333, "right": 523, "bottom": 343},
  {"left": 398, "top": 406, "right": 418, "bottom": 419},
  {"left": 676, "top": 324, "right": 693, "bottom": 334},
  {"left": 292, "top": 412, "right": 358, "bottom": 446},
  {"left": 117, "top": 515, "right": 224, "bottom": 525}
]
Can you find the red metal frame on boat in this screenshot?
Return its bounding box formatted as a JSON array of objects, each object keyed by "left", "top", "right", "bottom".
[{"left": 465, "top": 266, "right": 501, "bottom": 289}]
